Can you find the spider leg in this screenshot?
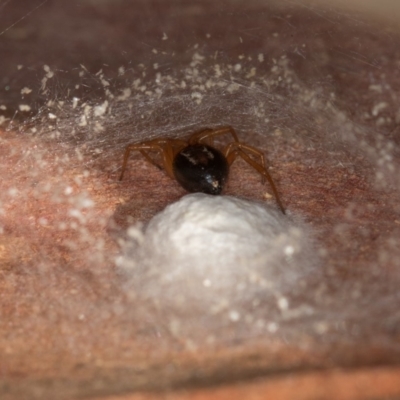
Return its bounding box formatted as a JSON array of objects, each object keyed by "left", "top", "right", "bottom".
[
  {"left": 188, "top": 126, "right": 239, "bottom": 146},
  {"left": 119, "top": 139, "right": 186, "bottom": 181},
  {"left": 140, "top": 150, "right": 163, "bottom": 170},
  {"left": 227, "top": 142, "right": 268, "bottom": 184},
  {"left": 119, "top": 143, "right": 162, "bottom": 181},
  {"left": 187, "top": 128, "right": 214, "bottom": 146},
  {"left": 225, "top": 143, "right": 285, "bottom": 214}
]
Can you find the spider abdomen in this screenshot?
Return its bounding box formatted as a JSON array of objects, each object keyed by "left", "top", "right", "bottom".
[{"left": 173, "top": 144, "right": 229, "bottom": 195}]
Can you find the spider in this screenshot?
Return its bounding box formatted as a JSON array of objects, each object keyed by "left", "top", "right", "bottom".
[{"left": 119, "top": 126, "right": 285, "bottom": 214}]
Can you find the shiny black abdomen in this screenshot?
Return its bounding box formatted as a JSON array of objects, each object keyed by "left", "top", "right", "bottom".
[{"left": 172, "top": 144, "right": 229, "bottom": 195}]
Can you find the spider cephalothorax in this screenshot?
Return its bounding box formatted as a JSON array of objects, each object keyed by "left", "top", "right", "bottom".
[{"left": 119, "top": 126, "right": 285, "bottom": 214}]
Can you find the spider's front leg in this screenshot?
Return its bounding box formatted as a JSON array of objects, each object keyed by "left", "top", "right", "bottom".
[
  {"left": 224, "top": 142, "right": 286, "bottom": 214},
  {"left": 119, "top": 139, "right": 185, "bottom": 181},
  {"left": 119, "top": 143, "right": 158, "bottom": 181},
  {"left": 188, "top": 126, "right": 240, "bottom": 147}
]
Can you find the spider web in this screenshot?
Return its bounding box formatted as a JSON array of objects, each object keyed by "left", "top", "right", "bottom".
[{"left": 1, "top": 0, "right": 400, "bottom": 397}]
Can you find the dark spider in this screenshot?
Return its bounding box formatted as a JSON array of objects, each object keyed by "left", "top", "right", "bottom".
[{"left": 119, "top": 126, "right": 285, "bottom": 214}]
